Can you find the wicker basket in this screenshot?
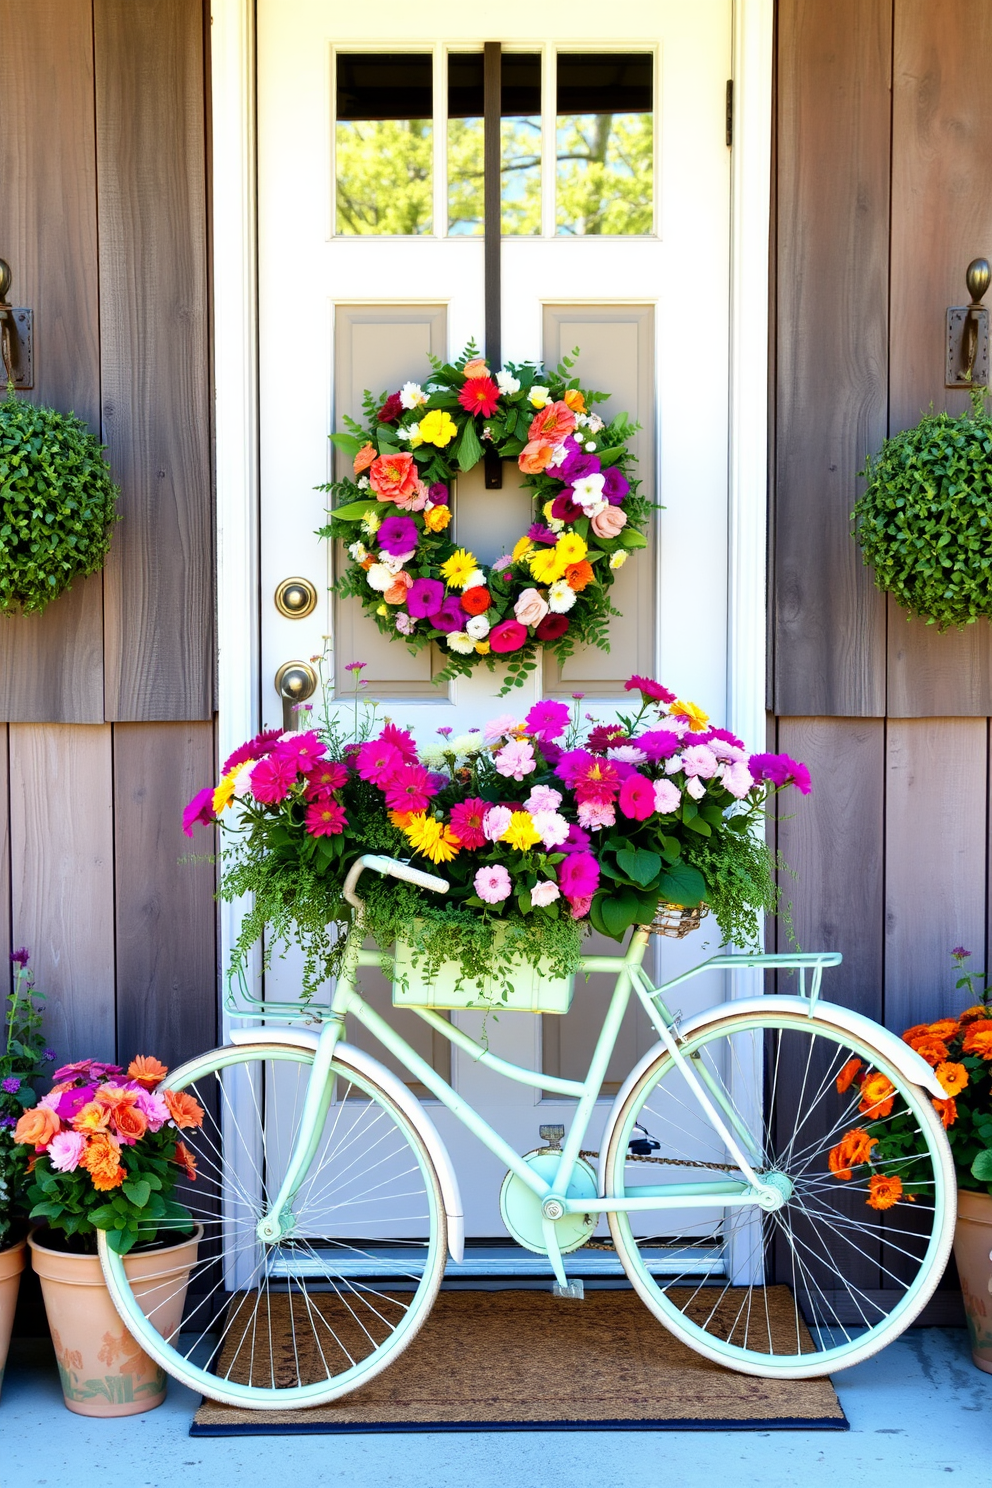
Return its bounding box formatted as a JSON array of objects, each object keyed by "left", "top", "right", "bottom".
[{"left": 646, "top": 901, "right": 709, "bottom": 939}]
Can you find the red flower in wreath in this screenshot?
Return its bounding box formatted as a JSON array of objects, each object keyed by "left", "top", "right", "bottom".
[
  {"left": 458, "top": 376, "right": 500, "bottom": 418},
  {"left": 535, "top": 614, "right": 569, "bottom": 642},
  {"left": 461, "top": 586, "right": 491, "bottom": 615}
]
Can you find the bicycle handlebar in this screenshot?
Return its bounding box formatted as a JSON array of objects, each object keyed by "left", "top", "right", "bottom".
[{"left": 342, "top": 853, "right": 449, "bottom": 910}]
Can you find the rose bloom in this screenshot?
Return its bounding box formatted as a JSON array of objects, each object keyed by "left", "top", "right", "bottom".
[
  {"left": 369, "top": 451, "right": 419, "bottom": 502},
  {"left": 13, "top": 1104, "right": 61, "bottom": 1149},
  {"left": 514, "top": 588, "right": 550, "bottom": 628},
  {"left": 112, "top": 1101, "right": 149, "bottom": 1145},
  {"left": 591, "top": 505, "right": 628, "bottom": 539},
  {"left": 536, "top": 613, "right": 569, "bottom": 643},
  {"left": 384, "top": 572, "right": 413, "bottom": 605}
]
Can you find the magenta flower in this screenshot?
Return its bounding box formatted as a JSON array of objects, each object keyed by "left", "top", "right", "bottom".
[
  {"left": 602, "top": 466, "right": 630, "bottom": 504},
  {"left": 587, "top": 724, "right": 628, "bottom": 753},
  {"left": 526, "top": 523, "right": 559, "bottom": 546},
  {"left": 557, "top": 445, "right": 601, "bottom": 484},
  {"left": 495, "top": 740, "right": 537, "bottom": 781},
  {"left": 305, "top": 760, "right": 349, "bottom": 793},
  {"left": 709, "top": 726, "right": 746, "bottom": 750},
  {"left": 377, "top": 515, "right": 419, "bottom": 557},
  {"left": 182, "top": 787, "right": 215, "bottom": 838},
  {"left": 550, "top": 493, "right": 583, "bottom": 524},
  {"left": 344, "top": 660, "right": 367, "bottom": 673},
  {"left": 449, "top": 798, "right": 489, "bottom": 849},
  {"left": 355, "top": 738, "right": 403, "bottom": 784},
  {"left": 383, "top": 763, "right": 436, "bottom": 814},
  {"left": 53, "top": 1084, "right": 99, "bottom": 1121},
  {"left": 559, "top": 851, "right": 601, "bottom": 905},
  {"left": 474, "top": 864, "right": 512, "bottom": 904},
  {"left": 10, "top": 947, "right": 29, "bottom": 968},
  {"left": 430, "top": 596, "right": 466, "bottom": 634},
  {"left": 624, "top": 675, "right": 676, "bottom": 704},
  {"left": 53, "top": 1059, "right": 97, "bottom": 1082},
  {"left": 635, "top": 730, "right": 684, "bottom": 762},
  {"left": 554, "top": 748, "right": 595, "bottom": 786},
  {"left": 378, "top": 722, "right": 418, "bottom": 762},
  {"left": 524, "top": 699, "right": 570, "bottom": 743},
  {"left": 48, "top": 1131, "right": 87, "bottom": 1173},
  {"left": 572, "top": 757, "right": 620, "bottom": 805},
  {"left": 305, "top": 799, "right": 348, "bottom": 837},
  {"left": 952, "top": 947, "right": 972, "bottom": 960},
  {"left": 748, "top": 752, "right": 812, "bottom": 795},
  {"left": 272, "top": 730, "right": 327, "bottom": 774},
  {"left": 619, "top": 773, "right": 656, "bottom": 821},
  {"left": 220, "top": 726, "right": 282, "bottom": 776},
  {"left": 559, "top": 824, "right": 591, "bottom": 854},
  {"left": 408, "top": 578, "right": 445, "bottom": 619},
  {"left": 250, "top": 752, "right": 300, "bottom": 804}
]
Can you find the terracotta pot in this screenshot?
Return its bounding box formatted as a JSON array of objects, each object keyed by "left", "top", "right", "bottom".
[
  {"left": 0, "top": 1236, "right": 26, "bottom": 1401},
  {"left": 29, "top": 1226, "right": 201, "bottom": 1417},
  {"left": 953, "top": 1189, "right": 992, "bottom": 1373}
]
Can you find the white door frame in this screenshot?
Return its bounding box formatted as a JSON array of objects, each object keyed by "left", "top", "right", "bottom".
[{"left": 210, "top": 0, "right": 774, "bottom": 1016}]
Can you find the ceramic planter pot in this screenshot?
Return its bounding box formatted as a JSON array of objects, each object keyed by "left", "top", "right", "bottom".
[
  {"left": 29, "top": 1226, "right": 201, "bottom": 1416},
  {"left": 0, "top": 1236, "right": 26, "bottom": 1401},
  {"left": 953, "top": 1190, "right": 992, "bottom": 1373}
]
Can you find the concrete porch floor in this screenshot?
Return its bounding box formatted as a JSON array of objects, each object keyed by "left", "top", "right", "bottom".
[{"left": 1, "top": 1326, "right": 989, "bottom": 1488}]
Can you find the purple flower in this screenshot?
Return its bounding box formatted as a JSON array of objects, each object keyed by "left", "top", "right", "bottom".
[
  {"left": 430, "top": 596, "right": 467, "bottom": 634},
  {"left": 43, "top": 1049, "right": 55, "bottom": 1062},
  {"left": 557, "top": 444, "right": 601, "bottom": 484},
  {"left": 1, "top": 1076, "right": 21, "bottom": 1094},
  {"left": 541, "top": 740, "right": 563, "bottom": 767},
  {"left": 636, "top": 729, "right": 684, "bottom": 762},
  {"left": 952, "top": 947, "right": 972, "bottom": 960},
  {"left": 377, "top": 515, "right": 419, "bottom": 557},
  {"left": 428, "top": 482, "right": 449, "bottom": 506},
  {"left": 748, "top": 752, "right": 812, "bottom": 795},
  {"left": 602, "top": 466, "right": 630, "bottom": 504},
  {"left": 10, "top": 948, "right": 29, "bottom": 968},
  {"left": 525, "top": 699, "right": 570, "bottom": 743},
  {"left": 527, "top": 523, "right": 559, "bottom": 546},
  {"left": 0, "top": 1116, "right": 15, "bottom": 1129},
  {"left": 408, "top": 577, "right": 445, "bottom": 618},
  {"left": 344, "top": 661, "right": 367, "bottom": 673}
]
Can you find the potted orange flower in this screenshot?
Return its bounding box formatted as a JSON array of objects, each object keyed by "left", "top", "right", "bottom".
[{"left": 12, "top": 1054, "right": 203, "bottom": 1416}]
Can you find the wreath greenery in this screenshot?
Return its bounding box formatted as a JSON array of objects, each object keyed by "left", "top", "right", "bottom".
[
  {"left": 0, "top": 391, "right": 120, "bottom": 615},
  {"left": 853, "top": 390, "right": 992, "bottom": 630},
  {"left": 318, "top": 344, "right": 651, "bottom": 691}
]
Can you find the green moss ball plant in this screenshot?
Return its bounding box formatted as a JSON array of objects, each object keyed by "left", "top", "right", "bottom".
[
  {"left": 853, "top": 391, "right": 992, "bottom": 629},
  {"left": 0, "top": 391, "right": 120, "bottom": 615}
]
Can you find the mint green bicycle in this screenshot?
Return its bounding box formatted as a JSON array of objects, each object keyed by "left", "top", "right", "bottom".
[{"left": 98, "top": 855, "right": 955, "bottom": 1408}]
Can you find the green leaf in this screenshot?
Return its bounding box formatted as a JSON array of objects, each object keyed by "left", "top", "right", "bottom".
[
  {"left": 972, "top": 1149, "right": 992, "bottom": 1182},
  {"left": 455, "top": 419, "right": 484, "bottom": 472},
  {"left": 88, "top": 1204, "right": 121, "bottom": 1229},
  {"left": 599, "top": 888, "right": 641, "bottom": 939},
  {"left": 657, "top": 863, "right": 707, "bottom": 908},
  {"left": 106, "top": 1228, "right": 136, "bottom": 1255},
  {"left": 329, "top": 431, "right": 363, "bottom": 458},
  {"left": 620, "top": 529, "right": 649, "bottom": 550},
  {"left": 123, "top": 1179, "right": 151, "bottom": 1210},
  {"left": 616, "top": 847, "right": 662, "bottom": 887},
  {"left": 331, "top": 500, "right": 377, "bottom": 522}
]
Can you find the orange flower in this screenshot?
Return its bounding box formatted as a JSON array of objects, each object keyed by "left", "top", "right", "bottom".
[
  {"left": 927, "top": 1019, "right": 960, "bottom": 1040},
  {"left": 388, "top": 809, "right": 416, "bottom": 829},
  {"left": 906, "top": 1033, "right": 949, "bottom": 1066},
  {"left": 933, "top": 1096, "right": 958, "bottom": 1128},
  {"left": 828, "top": 1142, "right": 853, "bottom": 1181},
  {"left": 836, "top": 1058, "right": 862, "bottom": 1094},
  {"left": 958, "top": 1006, "right": 992, "bottom": 1026},
  {"left": 867, "top": 1174, "right": 903, "bottom": 1210},
  {"left": 565, "top": 560, "right": 594, "bottom": 592},
  {"left": 828, "top": 1127, "right": 877, "bottom": 1181},
  {"left": 13, "top": 1105, "right": 61, "bottom": 1149},
  {"left": 424, "top": 503, "right": 452, "bottom": 533},
  {"left": 462, "top": 357, "right": 489, "bottom": 378},
  {"left": 901, "top": 1023, "right": 930, "bottom": 1045},
  {"left": 72, "top": 1101, "right": 112, "bottom": 1135},
  {"left": 96, "top": 1084, "right": 139, "bottom": 1111},
  {"left": 563, "top": 388, "right": 586, "bottom": 413},
  {"left": 79, "top": 1132, "right": 126, "bottom": 1191},
  {"left": 127, "top": 1055, "right": 168, "bottom": 1089},
  {"left": 163, "top": 1089, "right": 204, "bottom": 1131},
  {"left": 528, "top": 401, "right": 576, "bottom": 445},
  {"left": 935, "top": 1060, "right": 969, "bottom": 1097},
  {"left": 368, "top": 451, "right": 419, "bottom": 503},
  {"left": 963, "top": 1024, "right": 992, "bottom": 1059},
  {"left": 383, "top": 571, "right": 413, "bottom": 606},
  {"left": 353, "top": 443, "right": 376, "bottom": 475},
  {"left": 112, "top": 1103, "right": 148, "bottom": 1143},
  {"left": 518, "top": 439, "right": 555, "bottom": 474},
  {"left": 461, "top": 586, "right": 492, "bottom": 616},
  {"left": 859, "top": 1073, "right": 896, "bottom": 1119},
  {"left": 174, "top": 1141, "right": 197, "bottom": 1182}
]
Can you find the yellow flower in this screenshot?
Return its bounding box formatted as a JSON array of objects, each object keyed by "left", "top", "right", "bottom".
[
  {"left": 563, "top": 388, "right": 586, "bottom": 413},
  {"left": 362, "top": 509, "right": 381, "bottom": 535},
  {"left": 212, "top": 766, "right": 241, "bottom": 815},
  {"left": 440, "top": 548, "right": 479, "bottom": 589},
  {"left": 376, "top": 603, "right": 388, "bottom": 616},
  {"left": 555, "top": 532, "right": 588, "bottom": 566},
  {"left": 424, "top": 504, "right": 452, "bottom": 533},
  {"left": 474, "top": 640, "right": 491, "bottom": 655},
  {"left": 670, "top": 699, "right": 710, "bottom": 732},
  {"left": 403, "top": 812, "right": 461, "bottom": 865},
  {"left": 512, "top": 535, "right": 535, "bottom": 564},
  {"left": 528, "top": 385, "right": 551, "bottom": 409},
  {"left": 529, "top": 547, "right": 567, "bottom": 584},
  {"left": 609, "top": 550, "right": 627, "bottom": 570},
  {"left": 501, "top": 811, "right": 542, "bottom": 851},
  {"left": 418, "top": 409, "right": 458, "bottom": 448}
]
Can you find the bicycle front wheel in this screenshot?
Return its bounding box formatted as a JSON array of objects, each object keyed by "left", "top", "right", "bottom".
[
  {"left": 604, "top": 1008, "right": 955, "bottom": 1377},
  {"left": 99, "top": 1041, "right": 447, "bottom": 1409}
]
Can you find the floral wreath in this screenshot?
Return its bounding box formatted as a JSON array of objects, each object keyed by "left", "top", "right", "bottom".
[{"left": 319, "top": 345, "right": 651, "bottom": 692}]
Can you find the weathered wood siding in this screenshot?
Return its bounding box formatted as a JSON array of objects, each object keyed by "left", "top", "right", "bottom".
[{"left": 0, "top": 0, "right": 215, "bottom": 1070}]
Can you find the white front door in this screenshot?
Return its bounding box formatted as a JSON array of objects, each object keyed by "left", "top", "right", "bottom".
[{"left": 256, "top": 0, "right": 734, "bottom": 1240}]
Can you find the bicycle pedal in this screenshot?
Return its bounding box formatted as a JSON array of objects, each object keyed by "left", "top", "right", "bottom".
[
  {"left": 539, "top": 1124, "right": 565, "bottom": 1149},
  {"left": 552, "top": 1280, "right": 584, "bottom": 1301}
]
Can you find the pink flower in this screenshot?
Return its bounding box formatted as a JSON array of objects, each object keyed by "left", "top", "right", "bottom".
[
  {"left": 483, "top": 714, "right": 521, "bottom": 744},
  {"left": 559, "top": 851, "right": 600, "bottom": 905},
  {"left": 379, "top": 722, "right": 418, "bottom": 762},
  {"left": 530, "top": 880, "right": 561, "bottom": 908},
  {"left": 624, "top": 676, "right": 676, "bottom": 704},
  {"left": 591, "top": 506, "right": 627, "bottom": 539},
  {"left": 272, "top": 730, "right": 327, "bottom": 775},
  {"left": 653, "top": 779, "right": 681, "bottom": 814},
  {"left": 722, "top": 761, "right": 755, "bottom": 798},
  {"left": 531, "top": 810, "right": 570, "bottom": 848},
  {"left": 489, "top": 620, "right": 528, "bottom": 654},
  {"left": 249, "top": 752, "right": 299, "bottom": 803},
  {"left": 635, "top": 729, "right": 683, "bottom": 761},
  {"left": 133, "top": 1088, "right": 170, "bottom": 1133},
  {"left": 524, "top": 785, "right": 563, "bottom": 813},
  {"left": 748, "top": 752, "right": 812, "bottom": 795},
  {"left": 382, "top": 763, "right": 436, "bottom": 814},
  {"left": 514, "top": 588, "right": 549, "bottom": 628},
  {"left": 392, "top": 478, "right": 430, "bottom": 512},
  {"left": 495, "top": 740, "right": 537, "bottom": 781},
  {"left": 475, "top": 865, "right": 512, "bottom": 904},
  {"left": 619, "top": 773, "right": 656, "bottom": 821},
  {"left": 48, "top": 1131, "right": 87, "bottom": 1173},
  {"left": 572, "top": 756, "right": 620, "bottom": 804},
  {"left": 449, "top": 798, "right": 489, "bottom": 849},
  {"left": 355, "top": 738, "right": 403, "bottom": 784},
  {"left": 182, "top": 787, "right": 215, "bottom": 838},
  {"left": 681, "top": 745, "right": 719, "bottom": 779},
  {"left": 686, "top": 777, "right": 707, "bottom": 801},
  {"left": 483, "top": 804, "right": 513, "bottom": 842},
  {"left": 305, "top": 799, "right": 348, "bottom": 836},
  {"left": 607, "top": 744, "right": 647, "bottom": 765},
  {"left": 568, "top": 895, "right": 593, "bottom": 920},
  {"left": 709, "top": 737, "right": 748, "bottom": 764},
  {"left": 305, "top": 760, "right": 350, "bottom": 795},
  {"left": 577, "top": 798, "right": 616, "bottom": 830},
  {"left": 524, "top": 699, "right": 570, "bottom": 743},
  {"left": 220, "top": 727, "right": 282, "bottom": 775}
]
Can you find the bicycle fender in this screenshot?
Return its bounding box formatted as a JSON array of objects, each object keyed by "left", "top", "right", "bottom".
[
  {"left": 597, "top": 994, "right": 945, "bottom": 1195},
  {"left": 229, "top": 1027, "right": 464, "bottom": 1264}
]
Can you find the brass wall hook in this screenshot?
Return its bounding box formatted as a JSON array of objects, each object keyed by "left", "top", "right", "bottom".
[
  {"left": 0, "top": 258, "right": 33, "bottom": 390},
  {"left": 946, "top": 258, "right": 990, "bottom": 388}
]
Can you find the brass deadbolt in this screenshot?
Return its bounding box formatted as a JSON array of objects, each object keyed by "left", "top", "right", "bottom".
[{"left": 274, "top": 576, "right": 319, "bottom": 618}]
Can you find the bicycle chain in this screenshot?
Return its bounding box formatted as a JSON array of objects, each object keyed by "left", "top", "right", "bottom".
[{"left": 572, "top": 1149, "right": 741, "bottom": 1251}]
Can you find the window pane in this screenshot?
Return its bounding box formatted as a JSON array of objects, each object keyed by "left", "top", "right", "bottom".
[
  {"left": 335, "top": 53, "right": 432, "bottom": 235},
  {"left": 555, "top": 53, "right": 653, "bottom": 236},
  {"left": 447, "top": 52, "right": 542, "bottom": 236}
]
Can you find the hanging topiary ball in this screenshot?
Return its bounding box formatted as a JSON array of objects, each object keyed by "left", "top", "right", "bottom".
[
  {"left": 853, "top": 391, "right": 992, "bottom": 630},
  {"left": 0, "top": 391, "right": 120, "bottom": 615}
]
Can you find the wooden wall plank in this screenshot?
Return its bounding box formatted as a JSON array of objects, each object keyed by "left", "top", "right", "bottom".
[
  {"left": 773, "top": 0, "right": 890, "bottom": 717},
  {"left": 8, "top": 725, "right": 116, "bottom": 1062},
  {"left": 96, "top": 0, "right": 213, "bottom": 721},
  {"left": 0, "top": 0, "right": 105, "bottom": 723},
  {"left": 886, "top": 0, "right": 992, "bottom": 715},
  {"left": 113, "top": 723, "right": 216, "bottom": 1070},
  {"left": 775, "top": 718, "right": 885, "bottom": 1019},
  {"left": 885, "top": 719, "right": 988, "bottom": 1030}
]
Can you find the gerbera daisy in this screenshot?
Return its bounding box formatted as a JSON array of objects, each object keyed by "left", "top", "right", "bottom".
[
  {"left": 403, "top": 813, "right": 460, "bottom": 865},
  {"left": 457, "top": 375, "right": 500, "bottom": 418},
  {"left": 440, "top": 549, "right": 480, "bottom": 589}
]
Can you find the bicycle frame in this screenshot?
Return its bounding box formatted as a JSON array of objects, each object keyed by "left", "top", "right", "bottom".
[{"left": 255, "top": 920, "right": 843, "bottom": 1282}]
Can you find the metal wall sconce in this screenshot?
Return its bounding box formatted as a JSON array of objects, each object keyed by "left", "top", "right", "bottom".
[
  {"left": 0, "top": 258, "right": 33, "bottom": 389},
  {"left": 946, "top": 258, "right": 990, "bottom": 387}
]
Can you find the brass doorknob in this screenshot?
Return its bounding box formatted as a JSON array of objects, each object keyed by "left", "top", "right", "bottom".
[
  {"left": 274, "top": 660, "right": 318, "bottom": 730},
  {"left": 274, "top": 576, "right": 319, "bottom": 618}
]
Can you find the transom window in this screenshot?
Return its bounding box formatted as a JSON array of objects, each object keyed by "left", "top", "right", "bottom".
[{"left": 333, "top": 48, "right": 655, "bottom": 238}]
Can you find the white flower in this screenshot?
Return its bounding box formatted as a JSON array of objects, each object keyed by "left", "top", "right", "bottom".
[
  {"left": 528, "top": 385, "right": 551, "bottom": 408},
  {"left": 451, "top": 731, "right": 483, "bottom": 755},
  {"left": 496, "top": 369, "right": 520, "bottom": 395},
  {"left": 366, "top": 563, "right": 393, "bottom": 592},
  {"left": 585, "top": 441, "right": 597, "bottom": 453},
  {"left": 547, "top": 443, "right": 569, "bottom": 469},
  {"left": 530, "top": 810, "right": 570, "bottom": 849},
  {"left": 466, "top": 614, "right": 490, "bottom": 640},
  {"left": 356, "top": 475, "right": 370, "bottom": 490},
  {"left": 664, "top": 754, "right": 685, "bottom": 774},
  {"left": 525, "top": 785, "right": 563, "bottom": 813},
  {"left": 686, "top": 775, "right": 707, "bottom": 800},
  {"left": 530, "top": 880, "right": 561, "bottom": 908},
  {"left": 542, "top": 499, "right": 565, "bottom": 532},
  {"left": 547, "top": 579, "right": 577, "bottom": 613},
  {"left": 396, "top": 613, "right": 416, "bottom": 635},
  {"left": 419, "top": 743, "right": 450, "bottom": 767},
  {"left": 607, "top": 744, "right": 648, "bottom": 764},
  {"left": 463, "top": 569, "right": 487, "bottom": 591},
  {"left": 609, "top": 551, "right": 628, "bottom": 570},
  {"left": 681, "top": 744, "right": 719, "bottom": 779},
  {"left": 399, "top": 381, "right": 428, "bottom": 409},
  {"left": 348, "top": 540, "right": 369, "bottom": 563},
  {"left": 447, "top": 631, "right": 475, "bottom": 655},
  {"left": 571, "top": 472, "right": 607, "bottom": 510},
  {"left": 232, "top": 760, "right": 257, "bottom": 799},
  {"left": 586, "top": 414, "right": 604, "bottom": 433},
  {"left": 573, "top": 412, "right": 589, "bottom": 428}
]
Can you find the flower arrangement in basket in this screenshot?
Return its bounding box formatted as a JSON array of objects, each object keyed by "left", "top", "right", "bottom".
[
  {"left": 185, "top": 670, "right": 810, "bottom": 1000},
  {"left": 12, "top": 1056, "right": 203, "bottom": 1255},
  {"left": 0, "top": 949, "right": 54, "bottom": 1248}
]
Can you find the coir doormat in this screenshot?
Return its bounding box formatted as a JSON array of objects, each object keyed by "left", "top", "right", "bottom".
[{"left": 191, "top": 1287, "right": 848, "bottom": 1434}]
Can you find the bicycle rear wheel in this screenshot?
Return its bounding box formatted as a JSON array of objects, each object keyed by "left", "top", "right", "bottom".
[
  {"left": 99, "top": 1042, "right": 446, "bottom": 1409},
  {"left": 603, "top": 1008, "right": 955, "bottom": 1377}
]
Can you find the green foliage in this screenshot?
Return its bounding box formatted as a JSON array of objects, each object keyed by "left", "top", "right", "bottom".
[
  {"left": 26, "top": 1141, "right": 194, "bottom": 1256},
  {"left": 0, "top": 952, "right": 53, "bottom": 1247},
  {"left": 335, "top": 120, "right": 433, "bottom": 235},
  {"left": 0, "top": 391, "right": 120, "bottom": 615},
  {"left": 853, "top": 391, "right": 992, "bottom": 629}
]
